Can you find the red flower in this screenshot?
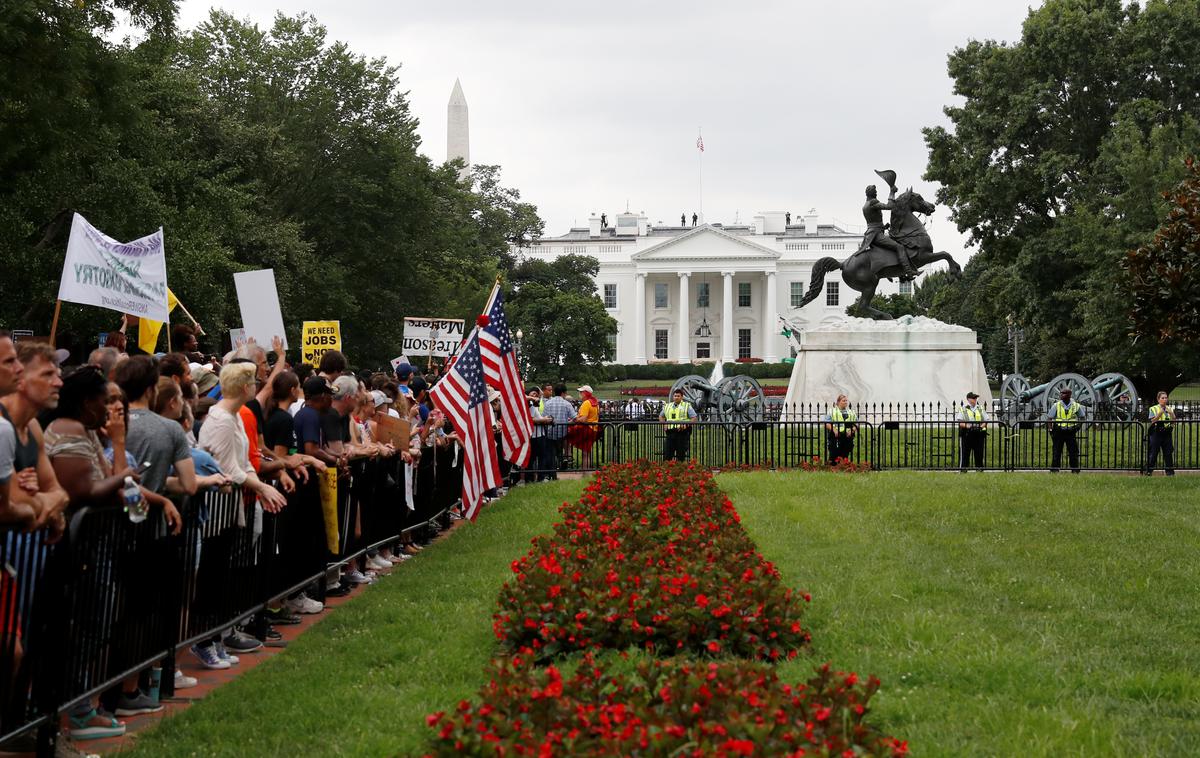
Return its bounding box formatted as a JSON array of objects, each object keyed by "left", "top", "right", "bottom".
[
  {"left": 695, "top": 594, "right": 710, "bottom": 608},
  {"left": 707, "top": 641, "right": 721, "bottom": 653}
]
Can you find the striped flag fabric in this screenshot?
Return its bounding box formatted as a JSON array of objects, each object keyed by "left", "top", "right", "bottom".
[
  {"left": 480, "top": 284, "right": 533, "bottom": 466},
  {"left": 696, "top": 134, "right": 704, "bottom": 152},
  {"left": 429, "top": 327, "right": 501, "bottom": 520}
]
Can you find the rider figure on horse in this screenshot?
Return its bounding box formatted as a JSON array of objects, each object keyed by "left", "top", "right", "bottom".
[{"left": 856, "top": 170, "right": 918, "bottom": 282}]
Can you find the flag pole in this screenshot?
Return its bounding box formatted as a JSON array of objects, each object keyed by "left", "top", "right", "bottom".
[
  {"left": 49, "top": 299, "right": 62, "bottom": 345},
  {"left": 697, "top": 127, "right": 703, "bottom": 224}
]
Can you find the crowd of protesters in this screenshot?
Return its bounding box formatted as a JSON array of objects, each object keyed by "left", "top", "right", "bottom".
[{"left": 0, "top": 324, "right": 493, "bottom": 751}]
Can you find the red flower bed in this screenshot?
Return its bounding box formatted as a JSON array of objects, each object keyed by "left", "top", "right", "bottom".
[
  {"left": 493, "top": 462, "right": 811, "bottom": 661},
  {"left": 427, "top": 656, "right": 908, "bottom": 757}
]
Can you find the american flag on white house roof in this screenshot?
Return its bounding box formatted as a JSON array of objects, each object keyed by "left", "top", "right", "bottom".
[
  {"left": 696, "top": 133, "right": 704, "bottom": 152},
  {"left": 480, "top": 283, "right": 533, "bottom": 467},
  {"left": 429, "top": 327, "right": 501, "bottom": 520}
]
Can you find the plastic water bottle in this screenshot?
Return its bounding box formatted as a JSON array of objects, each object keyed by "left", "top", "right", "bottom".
[{"left": 124, "top": 476, "right": 147, "bottom": 523}]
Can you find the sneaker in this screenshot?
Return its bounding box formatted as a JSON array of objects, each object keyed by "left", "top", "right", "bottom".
[
  {"left": 285, "top": 593, "right": 324, "bottom": 615},
  {"left": 385, "top": 553, "right": 407, "bottom": 564},
  {"left": 223, "top": 630, "right": 263, "bottom": 654},
  {"left": 344, "top": 569, "right": 370, "bottom": 585},
  {"left": 174, "top": 670, "right": 198, "bottom": 690},
  {"left": 368, "top": 555, "right": 391, "bottom": 571},
  {"left": 114, "top": 689, "right": 164, "bottom": 717},
  {"left": 325, "top": 583, "right": 352, "bottom": 597},
  {"left": 191, "top": 643, "right": 230, "bottom": 670},
  {"left": 260, "top": 624, "right": 286, "bottom": 648},
  {"left": 67, "top": 708, "right": 126, "bottom": 740},
  {"left": 215, "top": 642, "right": 240, "bottom": 665},
  {"left": 266, "top": 606, "right": 303, "bottom": 625}
]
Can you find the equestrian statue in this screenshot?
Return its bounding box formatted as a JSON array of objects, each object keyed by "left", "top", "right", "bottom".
[{"left": 794, "top": 169, "right": 962, "bottom": 319}]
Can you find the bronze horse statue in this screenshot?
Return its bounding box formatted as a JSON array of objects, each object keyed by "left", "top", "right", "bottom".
[{"left": 795, "top": 188, "right": 962, "bottom": 319}]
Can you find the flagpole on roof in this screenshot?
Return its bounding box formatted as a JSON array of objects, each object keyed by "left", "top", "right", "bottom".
[{"left": 696, "top": 127, "right": 704, "bottom": 225}]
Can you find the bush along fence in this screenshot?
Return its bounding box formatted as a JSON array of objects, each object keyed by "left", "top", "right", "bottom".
[
  {"left": 0, "top": 451, "right": 462, "bottom": 757},
  {"left": 529, "top": 409, "right": 1199, "bottom": 475},
  {"left": 427, "top": 461, "right": 908, "bottom": 757}
]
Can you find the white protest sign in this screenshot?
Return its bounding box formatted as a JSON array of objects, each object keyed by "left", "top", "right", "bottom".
[
  {"left": 229, "top": 328, "right": 247, "bottom": 348},
  {"left": 390, "top": 355, "right": 410, "bottom": 372},
  {"left": 402, "top": 317, "right": 464, "bottom": 357},
  {"left": 57, "top": 213, "right": 169, "bottom": 321},
  {"left": 233, "top": 270, "right": 288, "bottom": 349}
]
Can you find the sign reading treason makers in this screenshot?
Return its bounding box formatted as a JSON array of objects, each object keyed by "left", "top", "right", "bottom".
[{"left": 403, "top": 317, "right": 464, "bottom": 357}]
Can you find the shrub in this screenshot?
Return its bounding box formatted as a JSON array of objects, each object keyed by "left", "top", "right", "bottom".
[
  {"left": 493, "top": 462, "right": 811, "bottom": 661},
  {"left": 426, "top": 655, "right": 908, "bottom": 757}
]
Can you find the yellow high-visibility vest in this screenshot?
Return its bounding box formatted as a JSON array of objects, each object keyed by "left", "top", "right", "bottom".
[
  {"left": 664, "top": 401, "right": 692, "bottom": 429},
  {"left": 1053, "top": 400, "right": 1081, "bottom": 430},
  {"left": 963, "top": 405, "right": 984, "bottom": 423},
  {"left": 1149, "top": 404, "right": 1173, "bottom": 429},
  {"left": 831, "top": 407, "right": 857, "bottom": 434}
]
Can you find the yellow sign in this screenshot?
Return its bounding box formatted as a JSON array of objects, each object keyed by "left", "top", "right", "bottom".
[{"left": 301, "top": 320, "right": 341, "bottom": 365}]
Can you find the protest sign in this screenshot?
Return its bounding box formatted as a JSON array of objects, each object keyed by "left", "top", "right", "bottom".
[
  {"left": 57, "top": 213, "right": 169, "bottom": 321},
  {"left": 301, "top": 321, "right": 342, "bottom": 365},
  {"left": 390, "top": 355, "right": 409, "bottom": 372},
  {"left": 233, "top": 269, "right": 288, "bottom": 349},
  {"left": 375, "top": 414, "right": 411, "bottom": 450},
  {"left": 402, "top": 317, "right": 464, "bottom": 357},
  {"left": 229, "top": 328, "right": 246, "bottom": 348}
]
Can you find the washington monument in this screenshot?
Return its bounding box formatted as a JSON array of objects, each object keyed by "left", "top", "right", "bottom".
[{"left": 447, "top": 78, "right": 469, "bottom": 176}]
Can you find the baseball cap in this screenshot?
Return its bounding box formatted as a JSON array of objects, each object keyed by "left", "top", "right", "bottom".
[
  {"left": 395, "top": 363, "right": 414, "bottom": 380},
  {"left": 191, "top": 365, "right": 219, "bottom": 395},
  {"left": 52, "top": 348, "right": 71, "bottom": 365},
  {"left": 370, "top": 390, "right": 388, "bottom": 407},
  {"left": 577, "top": 385, "right": 594, "bottom": 394},
  {"left": 303, "top": 376, "right": 332, "bottom": 397},
  {"left": 331, "top": 375, "right": 358, "bottom": 400},
  {"left": 409, "top": 376, "right": 429, "bottom": 394},
  {"left": 965, "top": 391, "right": 979, "bottom": 399}
]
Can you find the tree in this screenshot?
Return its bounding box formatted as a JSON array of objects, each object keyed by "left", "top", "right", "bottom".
[
  {"left": 1123, "top": 157, "right": 1200, "bottom": 346},
  {"left": 506, "top": 255, "right": 617, "bottom": 382},
  {"left": 923, "top": 0, "right": 1200, "bottom": 391}
]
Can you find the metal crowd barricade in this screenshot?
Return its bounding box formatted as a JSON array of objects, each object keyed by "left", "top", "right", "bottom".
[{"left": 0, "top": 442, "right": 464, "bottom": 757}]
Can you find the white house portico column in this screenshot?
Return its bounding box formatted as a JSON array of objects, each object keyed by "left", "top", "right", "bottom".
[
  {"left": 633, "top": 272, "right": 647, "bottom": 364},
  {"left": 763, "top": 270, "right": 779, "bottom": 362},
  {"left": 721, "top": 271, "right": 734, "bottom": 363},
  {"left": 677, "top": 272, "right": 690, "bottom": 364}
]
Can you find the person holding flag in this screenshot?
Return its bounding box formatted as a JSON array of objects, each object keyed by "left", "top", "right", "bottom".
[{"left": 479, "top": 283, "right": 533, "bottom": 468}]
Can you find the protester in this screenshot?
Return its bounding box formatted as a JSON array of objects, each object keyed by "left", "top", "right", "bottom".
[
  {"left": 115, "top": 356, "right": 198, "bottom": 500},
  {"left": 526, "top": 386, "right": 553, "bottom": 482},
  {"left": 87, "top": 346, "right": 123, "bottom": 381},
  {"left": 542, "top": 384, "right": 575, "bottom": 478},
  {"left": 567, "top": 385, "right": 601, "bottom": 469}
]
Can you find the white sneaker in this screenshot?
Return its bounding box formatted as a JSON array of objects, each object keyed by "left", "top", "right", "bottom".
[
  {"left": 174, "top": 670, "right": 198, "bottom": 689},
  {"left": 368, "top": 555, "right": 391, "bottom": 571},
  {"left": 286, "top": 593, "right": 324, "bottom": 614},
  {"left": 344, "top": 569, "right": 370, "bottom": 585}
]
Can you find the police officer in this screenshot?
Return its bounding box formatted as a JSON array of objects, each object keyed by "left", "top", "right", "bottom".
[
  {"left": 957, "top": 391, "right": 988, "bottom": 472},
  {"left": 658, "top": 388, "right": 696, "bottom": 461},
  {"left": 1145, "top": 390, "right": 1176, "bottom": 476},
  {"left": 1046, "top": 388, "right": 1085, "bottom": 473},
  {"left": 823, "top": 393, "right": 857, "bottom": 463}
]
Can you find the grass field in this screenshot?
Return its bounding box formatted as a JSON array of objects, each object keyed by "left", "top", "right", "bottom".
[{"left": 119, "top": 472, "right": 1200, "bottom": 757}]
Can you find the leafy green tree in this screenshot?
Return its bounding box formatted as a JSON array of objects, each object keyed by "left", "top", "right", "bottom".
[
  {"left": 923, "top": 0, "right": 1200, "bottom": 392},
  {"left": 506, "top": 255, "right": 617, "bottom": 382}
]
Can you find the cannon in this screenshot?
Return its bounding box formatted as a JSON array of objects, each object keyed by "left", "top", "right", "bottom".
[
  {"left": 669, "top": 373, "right": 767, "bottom": 425},
  {"left": 998, "top": 372, "right": 1139, "bottom": 422}
]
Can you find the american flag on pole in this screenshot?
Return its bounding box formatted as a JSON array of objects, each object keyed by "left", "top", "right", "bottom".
[
  {"left": 480, "top": 283, "right": 533, "bottom": 466},
  {"left": 429, "top": 327, "right": 501, "bottom": 520}
]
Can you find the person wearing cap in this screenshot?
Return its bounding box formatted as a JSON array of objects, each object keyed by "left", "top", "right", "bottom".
[
  {"left": 658, "top": 388, "right": 697, "bottom": 462},
  {"left": 1045, "top": 388, "right": 1086, "bottom": 473},
  {"left": 191, "top": 364, "right": 220, "bottom": 398},
  {"left": 822, "top": 393, "right": 857, "bottom": 464},
  {"left": 567, "top": 385, "right": 601, "bottom": 469},
  {"left": 394, "top": 363, "right": 414, "bottom": 396},
  {"left": 1145, "top": 390, "right": 1176, "bottom": 476},
  {"left": 957, "top": 391, "right": 988, "bottom": 472}
]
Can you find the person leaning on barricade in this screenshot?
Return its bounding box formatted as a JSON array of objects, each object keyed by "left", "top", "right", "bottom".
[
  {"left": 1145, "top": 390, "right": 1176, "bottom": 476},
  {"left": 1045, "top": 388, "right": 1085, "bottom": 474},
  {"left": 542, "top": 384, "right": 575, "bottom": 477},
  {"left": 526, "top": 386, "right": 554, "bottom": 483},
  {"left": 957, "top": 391, "right": 988, "bottom": 472},
  {"left": 658, "top": 388, "right": 696, "bottom": 462},
  {"left": 822, "top": 393, "right": 857, "bottom": 464}
]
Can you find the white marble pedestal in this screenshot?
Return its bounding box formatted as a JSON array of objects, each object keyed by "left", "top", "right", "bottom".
[{"left": 783, "top": 316, "right": 992, "bottom": 407}]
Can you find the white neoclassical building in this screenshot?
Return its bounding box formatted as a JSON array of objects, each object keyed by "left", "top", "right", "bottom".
[{"left": 516, "top": 209, "right": 921, "bottom": 364}]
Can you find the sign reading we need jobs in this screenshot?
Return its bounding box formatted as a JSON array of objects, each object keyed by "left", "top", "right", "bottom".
[
  {"left": 301, "top": 321, "right": 342, "bottom": 365},
  {"left": 402, "top": 317, "right": 464, "bottom": 357}
]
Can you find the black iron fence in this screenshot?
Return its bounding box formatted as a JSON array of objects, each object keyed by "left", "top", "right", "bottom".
[
  {"left": 520, "top": 417, "right": 1198, "bottom": 474},
  {"left": 0, "top": 450, "right": 462, "bottom": 756}
]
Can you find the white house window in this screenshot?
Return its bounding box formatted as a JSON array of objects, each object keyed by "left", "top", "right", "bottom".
[
  {"left": 738, "top": 328, "right": 752, "bottom": 359},
  {"left": 738, "top": 282, "right": 751, "bottom": 308},
  {"left": 654, "top": 329, "right": 669, "bottom": 359},
  {"left": 899, "top": 280, "right": 913, "bottom": 296},
  {"left": 696, "top": 342, "right": 711, "bottom": 359},
  {"left": 606, "top": 332, "right": 617, "bottom": 352},
  {"left": 826, "top": 281, "right": 840, "bottom": 307},
  {"left": 654, "top": 283, "right": 668, "bottom": 309},
  {"left": 603, "top": 283, "right": 617, "bottom": 309},
  {"left": 696, "top": 282, "right": 710, "bottom": 308},
  {"left": 790, "top": 281, "right": 804, "bottom": 307}
]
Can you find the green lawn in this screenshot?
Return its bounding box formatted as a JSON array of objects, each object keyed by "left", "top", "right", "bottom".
[{"left": 119, "top": 472, "right": 1200, "bottom": 757}]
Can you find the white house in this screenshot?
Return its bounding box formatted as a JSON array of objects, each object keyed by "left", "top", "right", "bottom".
[{"left": 515, "top": 209, "right": 922, "bottom": 364}]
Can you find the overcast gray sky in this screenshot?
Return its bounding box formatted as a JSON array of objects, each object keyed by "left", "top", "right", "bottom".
[{"left": 177, "top": 1, "right": 1037, "bottom": 257}]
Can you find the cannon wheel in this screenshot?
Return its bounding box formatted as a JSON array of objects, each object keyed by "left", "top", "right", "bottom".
[
  {"left": 670, "top": 375, "right": 712, "bottom": 416},
  {"left": 1091, "top": 372, "right": 1139, "bottom": 422},
  {"left": 717, "top": 375, "right": 766, "bottom": 424},
  {"left": 998, "top": 373, "right": 1033, "bottom": 422},
  {"left": 1045, "top": 373, "right": 1096, "bottom": 412}
]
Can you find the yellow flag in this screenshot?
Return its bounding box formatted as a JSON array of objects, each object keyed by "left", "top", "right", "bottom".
[{"left": 137, "top": 289, "right": 180, "bottom": 353}]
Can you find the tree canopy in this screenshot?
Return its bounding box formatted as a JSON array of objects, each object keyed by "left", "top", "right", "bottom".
[
  {"left": 923, "top": 0, "right": 1200, "bottom": 392},
  {"left": 0, "top": 3, "right": 542, "bottom": 368}
]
